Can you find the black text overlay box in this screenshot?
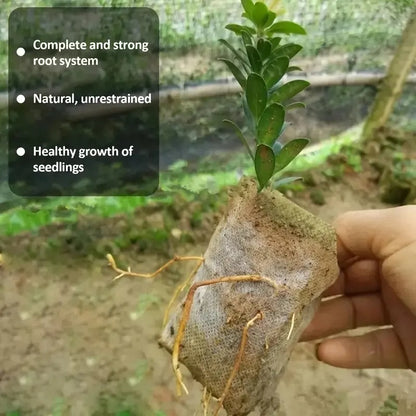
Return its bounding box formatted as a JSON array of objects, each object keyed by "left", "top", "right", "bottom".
[{"left": 9, "top": 8, "right": 159, "bottom": 196}]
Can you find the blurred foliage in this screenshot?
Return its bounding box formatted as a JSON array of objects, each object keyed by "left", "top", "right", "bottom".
[
  {"left": 375, "top": 129, "right": 416, "bottom": 205},
  {"left": 0, "top": 0, "right": 415, "bottom": 88},
  {"left": 0, "top": 126, "right": 361, "bottom": 236},
  {"left": 5, "top": 403, "right": 166, "bottom": 416},
  {"left": 377, "top": 395, "right": 399, "bottom": 416},
  {"left": 391, "top": 86, "right": 416, "bottom": 130},
  {"left": 135, "top": 293, "right": 160, "bottom": 318},
  {"left": 0, "top": 0, "right": 415, "bottom": 236}
]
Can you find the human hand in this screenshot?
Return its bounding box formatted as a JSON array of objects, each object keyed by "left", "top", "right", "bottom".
[{"left": 301, "top": 206, "right": 416, "bottom": 371}]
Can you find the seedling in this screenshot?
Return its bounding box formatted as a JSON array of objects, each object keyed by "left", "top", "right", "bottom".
[
  {"left": 220, "top": 0, "right": 310, "bottom": 190},
  {"left": 108, "top": 2, "right": 338, "bottom": 415}
]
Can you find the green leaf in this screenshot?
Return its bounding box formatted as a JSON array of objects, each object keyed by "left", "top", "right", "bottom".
[
  {"left": 218, "top": 58, "right": 246, "bottom": 89},
  {"left": 257, "top": 38, "right": 272, "bottom": 61},
  {"left": 270, "top": 37, "right": 282, "bottom": 49},
  {"left": 271, "top": 80, "right": 310, "bottom": 102},
  {"left": 243, "top": 95, "right": 256, "bottom": 133},
  {"left": 225, "top": 24, "right": 256, "bottom": 35},
  {"left": 267, "top": 21, "right": 307, "bottom": 35},
  {"left": 262, "top": 55, "right": 289, "bottom": 89},
  {"left": 241, "top": 0, "right": 254, "bottom": 16},
  {"left": 219, "top": 39, "right": 246, "bottom": 62},
  {"left": 274, "top": 138, "right": 309, "bottom": 172},
  {"left": 286, "top": 101, "right": 306, "bottom": 110},
  {"left": 257, "top": 103, "right": 285, "bottom": 146},
  {"left": 241, "top": 30, "right": 253, "bottom": 46},
  {"left": 251, "top": 2, "right": 269, "bottom": 28},
  {"left": 273, "top": 43, "right": 302, "bottom": 59},
  {"left": 223, "top": 119, "right": 254, "bottom": 160},
  {"left": 288, "top": 66, "right": 303, "bottom": 72},
  {"left": 264, "top": 11, "right": 277, "bottom": 28},
  {"left": 255, "top": 144, "right": 275, "bottom": 190},
  {"left": 274, "top": 176, "right": 303, "bottom": 187},
  {"left": 246, "top": 73, "right": 268, "bottom": 121},
  {"left": 219, "top": 39, "right": 249, "bottom": 68},
  {"left": 246, "top": 45, "right": 262, "bottom": 73}
]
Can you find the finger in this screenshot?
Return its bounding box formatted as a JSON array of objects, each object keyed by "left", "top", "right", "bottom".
[
  {"left": 335, "top": 207, "right": 416, "bottom": 266},
  {"left": 316, "top": 328, "right": 409, "bottom": 369},
  {"left": 382, "top": 242, "right": 416, "bottom": 317},
  {"left": 381, "top": 280, "right": 416, "bottom": 370},
  {"left": 323, "top": 259, "right": 380, "bottom": 297},
  {"left": 301, "top": 293, "right": 389, "bottom": 341}
]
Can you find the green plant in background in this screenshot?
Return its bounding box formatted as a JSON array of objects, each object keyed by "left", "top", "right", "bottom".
[
  {"left": 377, "top": 395, "right": 399, "bottom": 416},
  {"left": 51, "top": 397, "right": 66, "bottom": 416},
  {"left": 220, "top": 0, "right": 310, "bottom": 191},
  {"left": 135, "top": 294, "right": 160, "bottom": 318}
]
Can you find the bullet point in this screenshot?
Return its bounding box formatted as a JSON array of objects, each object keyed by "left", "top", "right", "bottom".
[
  {"left": 16, "top": 94, "right": 25, "bottom": 104},
  {"left": 16, "top": 147, "right": 25, "bottom": 156},
  {"left": 16, "top": 47, "right": 25, "bottom": 57}
]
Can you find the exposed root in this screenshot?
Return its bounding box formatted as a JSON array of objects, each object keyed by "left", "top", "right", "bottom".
[
  {"left": 203, "top": 387, "right": 212, "bottom": 416},
  {"left": 106, "top": 253, "right": 204, "bottom": 281},
  {"left": 213, "top": 311, "right": 263, "bottom": 416},
  {"left": 108, "top": 253, "right": 290, "bottom": 409},
  {"left": 286, "top": 312, "right": 296, "bottom": 341},
  {"left": 107, "top": 253, "right": 205, "bottom": 327},
  {"left": 172, "top": 275, "right": 285, "bottom": 397},
  {"left": 163, "top": 257, "right": 204, "bottom": 327}
]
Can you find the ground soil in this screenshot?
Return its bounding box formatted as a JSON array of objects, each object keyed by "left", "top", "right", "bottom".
[{"left": 1, "top": 170, "right": 416, "bottom": 416}]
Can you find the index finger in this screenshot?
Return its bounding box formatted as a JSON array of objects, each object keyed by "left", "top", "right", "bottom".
[
  {"left": 334, "top": 207, "right": 416, "bottom": 267},
  {"left": 323, "top": 258, "right": 380, "bottom": 297}
]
